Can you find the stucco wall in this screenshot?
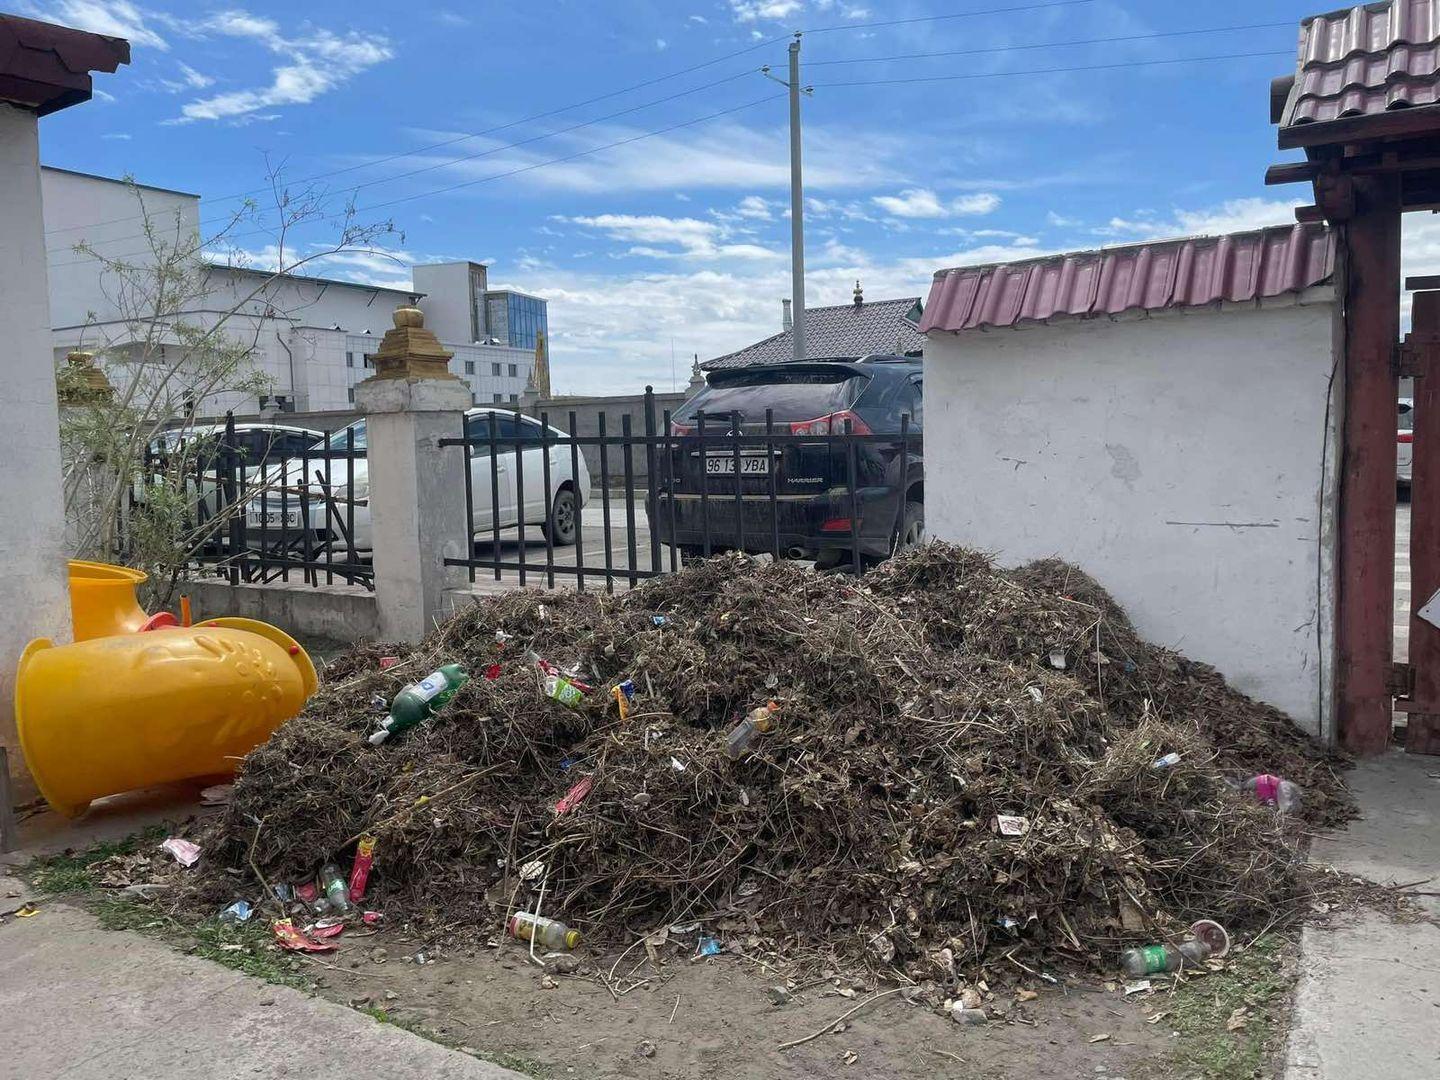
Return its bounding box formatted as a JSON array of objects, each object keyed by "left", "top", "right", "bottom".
[
  {"left": 2, "top": 111, "right": 76, "bottom": 799},
  {"left": 924, "top": 293, "right": 1341, "bottom": 738}
]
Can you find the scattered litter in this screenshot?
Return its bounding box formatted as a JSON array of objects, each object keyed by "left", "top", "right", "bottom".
[
  {"left": 994, "top": 815, "right": 1031, "bottom": 838},
  {"left": 508, "top": 912, "right": 580, "bottom": 950},
  {"left": 199, "top": 783, "right": 234, "bottom": 806},
  {"left": 378, "top": 656, "right": 400, "bottom": 670},
  {"left": 696, "top": 936, "right": 723, "bottom": 958},
  {"left": 349, "top": 836, "right": 377, "bottom": 902},
  {"left": 842, "top": 1050, "right": 859, "bottom": 1065},
  {"left": 1242, "top": 774, "right": 1303, "bottom": 815},
  {"left": 160, "top": 838, "right": 201, "bottom": 867},
  {"left": 273, "top": 919, "right": 337, "bottom": 952},
  {"left": 539, "top": 975, "right": 558, "bottom": 990},
  {"left": 362, "top": 911, "right": 384, "bottom": 927},
  {"left": 636, "top": 1039, "right": 656, "bottom": 1058},
  {"left": 1120, "top": 937, "right": 1211, "bottom": 977},
  {"left": 554, "top": 776, "right": 595, "bottom": 816},
  {"left": 1151, "top": 753, "right": 1182, "bottom": 770},
  {"left": 651, "top": 616, "right": 669, "bottom": 627},
  {"left": 195, "top": 546, "right": 1355, "bottom": 981},
  {"left": 483, "top": 664, "right": 501, "bottom": 681},
  {"left": 368, "top": 664, "right": 468, "bottom": 745},
  {"left": 9, "top": 903, "right": 40, "bottom": 919},
  {"left": 612, "top": 679, "right": 636, "bottom": 719},
  {"left": 218, "top": 900, "right": 253, "bottom": 925},
  {"left": 318, "top": 862, "right": 352, "bottom": 915},
  {"left": 305, "top": 920, "right": 345, "bottom": 940},
  {"left": 1048, "top": 648, "right": 1067, "bottom": 670},
  {"left": 519, "top": 860, "right": 546, "bottom": 883},
  {"left": 1088, "top": 1033, "right": 1111, "bottom": 1044},
  {"left": 725, "top": 701, "right": 780, "bottom": 760},
  {"left": 545, "top": 673, "right": 586, "bottom": 708},
  {"left": 1189, "top": 919, "right": 1231, "bottom": 958},
  {"left": 1123, "top": 980, "right": 1151, "bottom": 996}
]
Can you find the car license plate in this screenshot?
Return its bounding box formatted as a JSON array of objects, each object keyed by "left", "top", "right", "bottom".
[
  {"left": 247, "top": 508, "right": 302, "bottom": 529},
  {"left": 705, "top": 455, "right": 769, "bottom": 476}
]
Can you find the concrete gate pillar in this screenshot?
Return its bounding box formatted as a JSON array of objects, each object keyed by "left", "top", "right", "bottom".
[{"left": 356, "top": 306, "right": 473, "bottom": 643}]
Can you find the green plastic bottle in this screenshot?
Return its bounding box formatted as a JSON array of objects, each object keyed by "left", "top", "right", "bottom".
[{"left": 368, "top": 664, "right": 467, "bottom": 745}]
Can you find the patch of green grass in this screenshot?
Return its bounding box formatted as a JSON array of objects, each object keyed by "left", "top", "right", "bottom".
[
  {"left": 1166, "top": 934, "right": 1297, "bottom": 1080},
  {"left": 23, "top": 824, "right": 169, "bottom": 894}
]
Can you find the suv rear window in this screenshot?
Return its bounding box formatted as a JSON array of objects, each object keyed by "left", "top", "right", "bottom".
[{"left": 677, "top": 370, "right": 867, "bottom": 425}]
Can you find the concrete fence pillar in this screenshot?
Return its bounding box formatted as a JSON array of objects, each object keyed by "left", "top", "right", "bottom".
[{"left": 355, "top": 306, "right": 473, "bottom": 643}]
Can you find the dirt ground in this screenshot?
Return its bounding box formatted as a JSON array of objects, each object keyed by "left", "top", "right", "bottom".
[{"left": 303, "top": 931, "right": 1175, "bottom": 1080}]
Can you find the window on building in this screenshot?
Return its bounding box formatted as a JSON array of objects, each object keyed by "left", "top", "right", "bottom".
[
  {"left": 346, "top": 351, "right": 354, "bottom": 368},
  {"left": 509, "top": 393, "right": 519, "bottom": 404},
  {"left": 507, "top": 363, "right": 517, "bottom": 377},
  {"left": 347, "top": 387, "right": 355, "bottom": 403},
  {"left": 492, "top": 393, "right": 503, "bottom": 404},
  {"left": 364, "top": 354, "right": 375, "bottom": 368},
  {"left": 465, "top": 360, "right": 475, "bottom": 374},
  {"left": 491, "top": 362, "right": 501, "bottom": 377}
]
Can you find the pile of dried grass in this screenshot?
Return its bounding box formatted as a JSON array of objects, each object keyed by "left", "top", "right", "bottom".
[{"left": 195, "top": 545, "right": 1353, "bottom": 977}]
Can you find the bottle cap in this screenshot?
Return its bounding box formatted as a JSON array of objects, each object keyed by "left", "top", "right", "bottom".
[{"left": 564, "top": 929, "right": 582, "bottom": 949}]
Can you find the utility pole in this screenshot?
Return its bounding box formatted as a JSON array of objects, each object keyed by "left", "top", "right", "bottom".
[{"left": 765, "top": 34, "right": 811, "bottom": 362}]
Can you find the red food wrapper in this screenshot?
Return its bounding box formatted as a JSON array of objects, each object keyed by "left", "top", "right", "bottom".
[
  {"left": 379, "top": 656, "right": 400, "bottom": 670},
  {"left": 295, "top": 881, "right": 318, "bottom": 904},
  {"left": 554, "top": 776, "right": 595, "bottom": 816},
  {"left": 362, "top": 911, "right": 385, "bottom": 927},
  {"left": 349, "top": 835, "right": 377, "bottom": 902},
  {"left": 1252, "top": 774, "right": 1283, "bottom": 805},
  {"left": 304, "top": 921, "right": 345, "bottom": 940},
  {"left": 273, "top": 918, "right": 337, "bottom": 952},
  {"left": 484, "top": 663, "right": 502, "bottom": 681}
]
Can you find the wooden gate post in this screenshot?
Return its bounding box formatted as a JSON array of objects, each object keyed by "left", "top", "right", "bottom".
[
  {"left": 1336, "top": 173, "right": 1402, "bottom": 755},
  {"left": 1401, "top": 290, "right": 1440, "bottom": 754}
]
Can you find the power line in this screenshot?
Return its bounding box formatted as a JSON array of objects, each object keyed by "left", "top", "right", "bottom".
[
  {"left": 47, "top": 92, "right": 787, "bottom": 270},
  {"left": 47, "top": 68, "right": 765, "bottom": 258},
  {"left": 804, "top": 21, "right": 1296, "bottom": 66},
  {"left": 810, "top": 49, "right": 1292, "bottom": 88},
  {"left": 805, "top": 0, "right": 1095, "bottom": 34},
  {"left": 43, "top": 35, "right": 792, "bottom": 240}
]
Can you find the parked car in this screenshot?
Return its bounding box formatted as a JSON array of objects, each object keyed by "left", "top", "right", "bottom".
[
  {"left": 1399, "top": 396, "right": 1414, "bottom": 491},
  {"left": 650, "top": 355, "right": 923, "bottom": 567},
  {"left": 143, "top": 421, "right": 325, "bottom": 520},
  {"left": 243, "top": 408, "right": 590, "bottom": 553}
]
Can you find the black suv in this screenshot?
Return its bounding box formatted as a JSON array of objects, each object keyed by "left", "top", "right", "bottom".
[{"left": 650, "top": 355, "right": 922, "bottom": 567}]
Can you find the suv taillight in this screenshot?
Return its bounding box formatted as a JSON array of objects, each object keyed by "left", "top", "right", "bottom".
[
  {"left": 789, "top": 409, "right": 872, "bottom": 436},
  {"left": 1399, "top": 432, "right": 1414, "bottom": 444}
]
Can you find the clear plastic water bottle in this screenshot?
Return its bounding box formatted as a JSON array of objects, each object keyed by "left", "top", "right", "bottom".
[
  {"left": 725, "top": 701, "right": 779, "bottom": 760},
  {"left": 1151, "top": 752, "right": 1182, "bottom": 770},
  {"left": 369, "top": 664, "right": 468, "bottom": 745},
  {"left": 1120, "top": 938, "right": 1210, "bottom": 976},
  {"left": 508, "top": 912, "right": 581, "bottom": 950},
  {"left": 318, "top": 862, "right": 352, "bottom": 914}
]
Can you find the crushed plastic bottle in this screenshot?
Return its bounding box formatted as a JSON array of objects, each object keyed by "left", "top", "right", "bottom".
[
  {"left": 1119, "top": 938, "right": 1210, "bottom": 977},
  {"left": 725, "top": 701, "right": 780, "bottom": 760},
  {"left": 1151, "top": 752, "right": 1182, "bottom": 770},
  {"left": 318, "top": 862, "right": 352, "bottom": 915},
  {"left": 369, "top": 664, "right": 468, "bottom": 745},
  {"left": 508, "top": 912, "right": 581, "bottom": 950},
  {"left": 1243, "top": 774, "right": 1303, "bottom": 814}
]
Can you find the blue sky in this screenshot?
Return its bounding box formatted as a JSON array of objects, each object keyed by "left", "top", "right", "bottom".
[{"left": 25, "top": 1, "right": 1385, "bottom": 392}]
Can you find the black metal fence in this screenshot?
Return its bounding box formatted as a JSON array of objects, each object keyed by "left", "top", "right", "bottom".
[
  {"left": 441, "top": 387, "right": 921, "bottom": 593},
  {"left": 133, "top": 412, "right": 372, "bottom": 589}
]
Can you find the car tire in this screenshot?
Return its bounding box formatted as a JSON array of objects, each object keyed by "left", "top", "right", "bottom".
[
  {"left": 543, "top": 488, "right": 578, "bottom": 546},
  {"left": 894, "top": 500, "right": 924, "bottom": 554}
]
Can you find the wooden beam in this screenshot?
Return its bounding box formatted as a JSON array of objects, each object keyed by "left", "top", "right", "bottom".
[
  {"left": 1405, "top": 291, "right": 1440, "bottom": 755},
  {"left": 1335, "top": 173, "right": 1402, "bottom": 755},
  {"left": 1265, "top": 161, "right": 1319, "bottom": 186},
  {"left": 1279, "top": 104, "right": 1440, "bottom": 150},
  {"left": 1294, "top": 205, "right": 1326, "bottom": 223}
]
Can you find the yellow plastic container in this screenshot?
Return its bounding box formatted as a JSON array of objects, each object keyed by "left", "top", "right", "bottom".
[
  {"left": 15, "top": 621, "right": 317, "bottom": 817},
  {"left": 67, "top": 559, "right": 150, "bottom": 640}
]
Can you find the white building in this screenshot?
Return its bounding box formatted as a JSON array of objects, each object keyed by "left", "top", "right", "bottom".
[
  {"left": 41, "top": 166, "right": 545, "bottom": 414},
  {"left": 919, "top": 224, "right": 1341, "bottom": 738}
]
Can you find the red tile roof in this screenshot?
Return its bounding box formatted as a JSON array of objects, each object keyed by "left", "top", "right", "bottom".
[
  {"left": 0, "top": 13, "right": 129, "bottom": 117},
  {"left": 1277, "top": 0, "right": 1440, "bottom": 129},
  {"left": 919, "top": 224, "right": 1336, "bottom": 335}
]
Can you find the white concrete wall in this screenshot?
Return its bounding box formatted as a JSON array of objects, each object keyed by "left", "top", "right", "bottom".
[
  {"left": 924, "top": 293, "right": 1341, "bottom": 738},
  {"left": 413, "top": 262, "right": 483, "bottom": 344},
  {"left": 1, "top": 110, "right": 76, "bottom": 798},
  {"left": 42, "top": 167, "right": 199, "bottom": 331}
]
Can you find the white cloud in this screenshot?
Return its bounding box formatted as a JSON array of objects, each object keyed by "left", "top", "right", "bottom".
[
  {"left": 177, "top": 62, "right": 213, "bottom": 89},
  {"left": 92, "top": 87, "right": 116, "bottom": 103},
  {"left": 168, "top": 15, "right": 392, "bottom": 124},
  {"left": 434, "top": 10, "right": 470, "bottom": 26},
  {"left": 560, "top": 213, "right": 782, "bottom": 261},
  {"left": 1047, "top": 211, "right": 1082, "bottom": 228},
  {"left": 28, "top": 0, "right": 167, "bottom": 49},
  {"left": 871, "top": 188, "right": 1000, "bottom": 219},
  {"left": 688, "top": 14, "right": 708, "bottom": 24},
  {"left": 656, "top": 38, "right": 668, "bottom": 50},
  {"left": 1099, "top": 198, "right": 1304, "bottom": 240},
  {"left": 728, "top": 0, "right": 804, "bottom": 21},
  {"left": 101, "top": 131, "right": 131, "bottom": 139},
  {"left": 735, "top": 195, "right": 775, "bottom": 220}
]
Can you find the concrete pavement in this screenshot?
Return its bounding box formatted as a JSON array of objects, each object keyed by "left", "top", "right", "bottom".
[{"left": 1282, "top": 752, "right": 1440, "bottom": 1080}]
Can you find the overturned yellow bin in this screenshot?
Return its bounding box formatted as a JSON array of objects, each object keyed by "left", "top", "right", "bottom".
[
  {"left": 67, "top": 559, "right": 153, "bottom": 640},
  {"left": 16, "top": 618, "right": 317, "bottom": 817}
]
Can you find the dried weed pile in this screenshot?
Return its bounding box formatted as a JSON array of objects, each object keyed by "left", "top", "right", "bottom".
[{"left": 197, "top": 545, "right": 1353, "bottom": 977}]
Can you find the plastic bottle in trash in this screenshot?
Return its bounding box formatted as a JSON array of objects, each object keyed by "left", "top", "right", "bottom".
[
  {"left": 369, "top": 664, "right": 468, "bottom": 745},
  {"left": 508, "top": 912, "right": 581, "bottom": 950},
  {"left": 725, "top": 701, "right": 780, "bottom": 760},
  {"left": 318, "top": 862, "right": 352, "bottom": 915},
  {"left": 1119, "top": 938, "right": 1210, "bottom": 977},
  {"left": 1243, "top": 774, "right": 1303, "bottom": 814}
]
